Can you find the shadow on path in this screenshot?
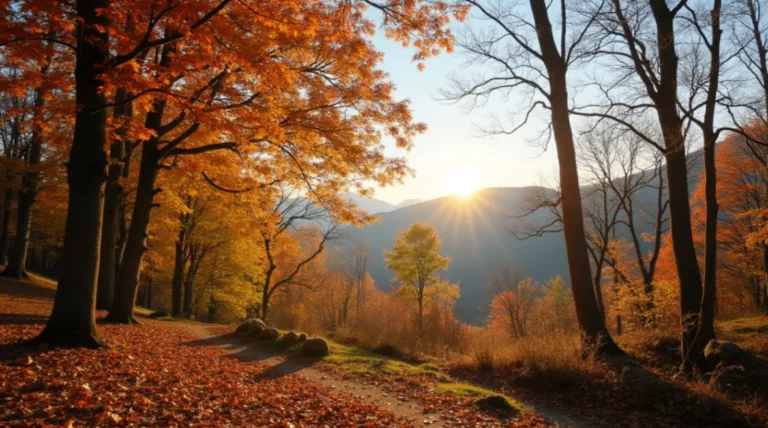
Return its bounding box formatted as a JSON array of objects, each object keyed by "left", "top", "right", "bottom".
[{"left": 180, "top": 329, "right": 320, "bottom": 376}]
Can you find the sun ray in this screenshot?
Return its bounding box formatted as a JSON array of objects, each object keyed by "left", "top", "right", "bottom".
[{"left": 444, "top": 170, "right": 480, "bottom": 198}]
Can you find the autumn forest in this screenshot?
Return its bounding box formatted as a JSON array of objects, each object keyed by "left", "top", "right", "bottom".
[{"left": 1, "top": 0, "right": 768, "bottom": 427}]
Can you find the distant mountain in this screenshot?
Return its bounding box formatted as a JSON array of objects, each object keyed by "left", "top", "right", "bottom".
[
  {"left": 339, "top": 149, "right": 705, "bottom": 324},
  {"left": 395, "top": 198, "right": 424, "bottom": 209},
  {"left": 341, "top": 187, "right": 568, "bottom": 323},
  {"left": 342, "top": 193, "right": 396, "bottom": 214},
  {"left": 342, "top": 194, "right": 425, "bottom": 214}
]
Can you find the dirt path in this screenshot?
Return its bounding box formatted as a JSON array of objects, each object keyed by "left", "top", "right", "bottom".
[
  {"left": 178, "top": 322, "right": 592, "bottom": 428},
  {"left": 179, "top": 323, "right": 450, "bottom": 426}
]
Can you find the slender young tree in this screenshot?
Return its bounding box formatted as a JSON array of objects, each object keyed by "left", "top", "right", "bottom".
[
  {"left": 249, "top": 185, "right": 342, "bottom": 322},
  {"left": 384, "top": 223, "right": 456, "bottom": 334}
]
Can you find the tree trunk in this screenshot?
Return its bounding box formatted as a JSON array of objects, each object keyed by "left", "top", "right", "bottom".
[
  {"left": 4, "top": 190, "right": 32, "bottom": 279},
  {"left": 183, "top": 270, "right": 193, "bottom": 319},
  {"left": 528, "top": 0, "right": 620, "bottom": 355},
  {"left": 41, "top": 247, "right": 48, "bottom": 273},
  {"left": 207, "top": 297, "right": 216, "bottom": 323},
  {"left": 107, "top": 37, "right": 175, "bottom": 324},
  {"left": 96, "top": 89, "right": 130, "bottom": 309},
  {"left": 145, "top": 275, "right": 152, "bottom": 309},
  {"left": 0, "top": 190, "right": 13, "bottom": 266},
  {"left": 32, "top": 0, "right": 109, "bottom": 348},
  {"left": 682, "top": 0, "right": 721, "bottom": 372},
  {"left": 261, "top": 289, "right": 270, "bottom": 322},
  {"left": 3, "top": 53, "right": 52, "bottom": 279},
  {"left": 171, "top": 236, "right": 184, "bottom": 317},
  {"left": 106, "top": 145, "right": 159, "bottom": 323}
]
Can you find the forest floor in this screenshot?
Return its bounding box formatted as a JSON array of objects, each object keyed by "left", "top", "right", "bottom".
[
  {"left": 1, "top": 275, "right": 767, "bottom": 427},
  {"left": 0, "top": 275, "right": 550, "bottom": 427}
]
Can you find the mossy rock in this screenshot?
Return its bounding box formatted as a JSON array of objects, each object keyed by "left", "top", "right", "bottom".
[{"left": 473, "top": 395, "right": 519, "bottom": 416}]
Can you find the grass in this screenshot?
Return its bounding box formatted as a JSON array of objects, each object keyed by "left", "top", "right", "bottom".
[
  {"left": 25, "top": 271, "right": 57, "bottom": 290},
  {"left": 134, "top": 306, "right": 153, "bottom": 317},
  {"left": 719, "top": 315, "right": 768, "bottom": 358},
  {"left": 324, "top": 342, "right": 450, "bottom": 381},
  {"left": 436, "top": 383, "right": 524, "bottom": 415}
]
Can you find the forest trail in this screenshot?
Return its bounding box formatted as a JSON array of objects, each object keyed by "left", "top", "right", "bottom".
[
  {"left": 178, "top": 322, "right": 591, "bottom": 428},
  {"left": 179, "top": 323, "right": 451, "bottom": 426},
  {"left": 0, "top": 276, "right": 584, "bottom": 427}
]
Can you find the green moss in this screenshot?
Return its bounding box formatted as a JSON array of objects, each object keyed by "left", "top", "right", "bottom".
[
  {"left": 321, "top": 343, "right": 448, "bottom": 381},
  {"left": 436, "top": 383, "right": 524, "bottom": 414},
  {"left": 720, "top": 316, "right": 768, "bottom": 335}
]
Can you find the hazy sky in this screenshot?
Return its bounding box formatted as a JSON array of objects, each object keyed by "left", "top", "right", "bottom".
[{"left": 369, "top": 30, "right": 561, "bottom": 205}]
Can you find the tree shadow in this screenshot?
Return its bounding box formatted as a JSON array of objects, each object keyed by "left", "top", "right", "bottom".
[
  {"left": 250, "top": 355, "right": 321, "bottom": 381},
  {"left": 0, "top": 276, "right": 55, "bottom": 299},
  {"left": 0, "top": 313, "right": 48, "bottom": 325},
  {"left": 0, "top": 341, "right": 46, "bottom": 363},
  {"left": 180, "top": 333, "right": 320, "bottom": 380},
  {"left": 452, "top": 352, "right": 763, "bottom": 428}
]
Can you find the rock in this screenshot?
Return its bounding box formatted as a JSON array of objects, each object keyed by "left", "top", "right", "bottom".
[
  {"left": 260, "top": 327, "right": 280, "bottom": 340},
  {"left": 235, "top": 319, "right": 267, "bottom": 336},
  {"left": 148, "top": 310, "right": 170, "bottom": 319},
  {"left": 300, "top": 337, "right": 330, "bottom": 357},
  {"left": 704, "top": 339, "right": 748, "bottom": 366},
  {"left": 279, "top": 331, "right": 300, "bottom": 347},
  {"left": 298, "top": 333, "right": 307, "bottom": 343},
  {"left": 473, "top": 395, "right": 518, "bottom": 415}
]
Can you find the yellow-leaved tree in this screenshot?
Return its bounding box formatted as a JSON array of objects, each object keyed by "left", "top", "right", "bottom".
[{"left": 384, "top": 223, "right": 459, "bottom": 334}]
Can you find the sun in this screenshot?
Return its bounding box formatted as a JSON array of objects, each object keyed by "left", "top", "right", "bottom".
[{"left": 445, "top": 170, "right": 480, "bottom": 198}]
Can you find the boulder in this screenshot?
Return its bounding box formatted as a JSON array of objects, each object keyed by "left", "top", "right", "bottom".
[
  {"left": 261, "top": 327, "right": 280, "bottom": 340},
  {"left": 279, "top": 331, "right": 300, "bottom": 347},
  {"left": 704, "top": 339, "right": 748, "bottom": 366},
  {"left": 473, "top": 395, "right": 519, "bottom": 416},
  {"left": 235, "top": 319, "right": 267, "bottom": 336},
  {"left": 148, "top": 310, "right": 170, "bottom": 319},
  {"left": 300, "top": 337, "right": 330, "bottom": 357}
]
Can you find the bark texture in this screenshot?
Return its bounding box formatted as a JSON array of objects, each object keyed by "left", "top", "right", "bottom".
[{"left": 33, "top": 0, "right": 109, "bottom": 348}]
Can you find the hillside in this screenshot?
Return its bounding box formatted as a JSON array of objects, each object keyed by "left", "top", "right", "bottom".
[
  {"left": 343, "top": 150, "right": 704, "bottom": 323},
  {"left": 343, "top": 187, "right": 567, "bottom": 323}
]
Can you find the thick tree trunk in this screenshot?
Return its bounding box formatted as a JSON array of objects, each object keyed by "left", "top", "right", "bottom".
[
  {"left": 32, "top": 0, "right": 109, "bottom": 348},
  {"left": 96, "top": 90, "right": 130, "bottom": 309},
  {"left": 665, "top": 149, "right": 703, "bottom": 353},
  {"left": 0, "top": 190, "right": 13, "bottom": 266},
  {"left": 106, "top": 145, "right": 159, "bottom": 323},
  {"left": 647, "top": 0, "right": 704, "bottom": 361},
  {"left": 41, "top": 247, "right": 48, "bottom": 273}
]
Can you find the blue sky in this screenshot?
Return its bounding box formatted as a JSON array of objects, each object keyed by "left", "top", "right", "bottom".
[{"left": 369, "top": 29, "right": 561, "bottom": 205}]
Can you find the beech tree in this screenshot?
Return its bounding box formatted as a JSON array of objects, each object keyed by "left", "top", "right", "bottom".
[{"left": 0, "top": 0, "right": 464, "bottom": 346}]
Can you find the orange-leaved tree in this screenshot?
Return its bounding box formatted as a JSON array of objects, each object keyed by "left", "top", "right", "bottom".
[{"left": 0, "top": 0, "right": 466, "bottom": 346}]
